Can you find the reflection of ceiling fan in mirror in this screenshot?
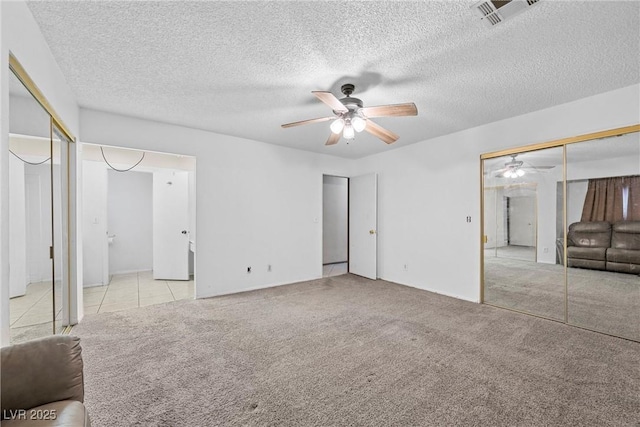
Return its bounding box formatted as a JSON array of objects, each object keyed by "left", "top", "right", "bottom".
[
  {"left": 281, "top": 83, "right": 417, "bottom": 146},
  {"left": 492, "top": 154, "right": 555, "bottom": 178}
]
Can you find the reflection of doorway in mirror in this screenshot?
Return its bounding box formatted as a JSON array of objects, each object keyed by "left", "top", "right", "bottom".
[
  {"left": 507, "top": 195, "right": 536, "bottom": 247},
  {"left": 484, "top": 184, "right": 537, "bottom": 262}
]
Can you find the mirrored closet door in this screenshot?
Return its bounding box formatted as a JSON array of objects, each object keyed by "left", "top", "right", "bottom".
[
  {"left": 482, "top": 126, "right": 640, "bottom": 342},
  {"left": 8, "top": 60, "right": 72, "bottom": 343},
  {"left": 483, "top": 147, "right": 564, "bottom": 321},
  {"left": 565, "top": 133, "right": 640, "bottom": 341}
]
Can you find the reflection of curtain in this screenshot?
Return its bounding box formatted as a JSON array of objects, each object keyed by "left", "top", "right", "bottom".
[
  {"left": 581, "top": 175, "right": 640, "bottom": 222},
  {"left": 628, "top": 176, "right": 640, "bottom": 221}
]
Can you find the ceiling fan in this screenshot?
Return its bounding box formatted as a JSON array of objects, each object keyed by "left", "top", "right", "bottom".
[
  {"left": 491, "top": 154, "right": 555, "bottom": 178},
  {"left": 281, "top": 83, "right": 417, "bottom": 146}
]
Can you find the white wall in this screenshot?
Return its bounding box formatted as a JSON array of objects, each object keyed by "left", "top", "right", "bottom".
[
  {"left": 532, "top": 164, "right": 563, "bottom": 263},
  {"left": 1, "top": 1, "right": 81, "bottom": 344},
  {"left": 9, "top": 94, "right": 50, "bottom": 139},
  {"left": 82, "top": 161, "right": 107, "bottom": 286},
  {"left": 80, "top": 109, "right": 354, "bottom": 298},
  {"left": 353, "top": 84, "right": 640, "bottom": 303},
  {"left": 323, "top": 175, "right": 348, "bottom": 264},
  {"left": 108, "top": 169, "right": 153, "bottom": 275},
  {"left": 567, "top": 181, "right": 589, "bottom": 227}
]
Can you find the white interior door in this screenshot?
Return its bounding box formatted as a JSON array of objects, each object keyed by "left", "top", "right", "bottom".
[
  {"left": 508, "top": 195, "right": 536, "bottom": 246},
  {"left": 153, "top": 171, "right": 190, "bottom": 280},
  {"left": 349, "top": 173, "right": 377, "bottom": 280}
]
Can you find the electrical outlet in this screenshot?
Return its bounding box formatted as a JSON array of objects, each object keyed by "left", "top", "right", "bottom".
[
  {"left": 403, "top": 264, "right": 408, "bottom": 272},
  {"left": 543, "top": 247, "right": 549, "bottom": 253},
  {"left": 247, "top": 266, "right": 251, "bottom": 273},
  {"left": 268, "top": 264, "right": 272, "bottom": 272}
]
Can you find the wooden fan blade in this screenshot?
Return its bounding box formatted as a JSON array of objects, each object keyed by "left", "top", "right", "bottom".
[
  {"left": 361, "top": 103, "right": 418, "bottom": 118},
  {"left": 325, "top": 132, "right": 340, "bottom": 146},
  {"left": 364, "top": 119, "right": 399, "bottom": 144},
  {"left": 281, "top": 116, "right": 335, "bottom": 128},
  {"left": 312, "top": 91, "right": 348, "bottom": 113}
]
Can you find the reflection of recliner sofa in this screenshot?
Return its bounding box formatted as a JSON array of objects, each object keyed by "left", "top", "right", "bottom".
[
  {"left": 567, "top": 220, "right": 640, "bottom": 274},
  {"left": 607, "top": 221, "right": 640, "bottom": 274},
  {"left": 567, "top": 221, "right": 610, "bottom": 270}
]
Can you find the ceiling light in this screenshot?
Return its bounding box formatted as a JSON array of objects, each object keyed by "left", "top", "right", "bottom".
[
  {"left": 503, "top": 168, "right": 525, "bottom": 178},
  {"left": 330, "top": 118, "right": 344, "bottom": 134},
  {"left": 352, "top": 115, "right": 366, "bottom": 133},
  {"left": 343, "top": 124, "right": 355, "bottom": 140}
]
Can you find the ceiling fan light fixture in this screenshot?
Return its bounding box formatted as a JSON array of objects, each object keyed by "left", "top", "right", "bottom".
[
  {"left": 281, "top": 83, "right": 417, "bottom": 146},
  {"left": 343, "top": 124, "right": 355, "bottom": 140},
  {"left": 503, "top": 168, "right": 525, "bottom": 178},
  {"left": 330, "top": 118, "right": 345, "bottom": 134},
  {"left": 352, "top": 115, "right": 366, "bottom": 133}
]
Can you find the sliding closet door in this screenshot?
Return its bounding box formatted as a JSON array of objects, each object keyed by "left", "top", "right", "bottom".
[
  {"left": 8, "top": 70, "right": 57, "bottom": 343},
  {"left": 482, "top": 125, "right": 640, "bottom": 342},
  {"left": 8, "top": 53, "right": 76, "bottom": 343},
  {"left": 482, "top": 147, "right": 564, "bottom": 320},
  {"left": 52, "top": 125, "right": 71, "bottom": 332},
  {"left": 566, "top": 132, "right": 640, "bottom": 341}
]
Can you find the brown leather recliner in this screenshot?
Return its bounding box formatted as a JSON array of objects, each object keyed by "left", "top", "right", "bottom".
[
  {"left": 607, "top": 221, "right": 640, "bottom": 274},
  {"left": 1, "top": 335, "right": 91, "bottom": 426},
  {"left": 567, "top": 221, "right": 611, "bottom": 271}
]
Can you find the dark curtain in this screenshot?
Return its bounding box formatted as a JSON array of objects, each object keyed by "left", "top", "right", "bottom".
[
  {"left": 581, "top": 175, "right": 640, "bottom": 222},
  {"left": 627, "top": 175, "right": 640, "bottom": 221}
]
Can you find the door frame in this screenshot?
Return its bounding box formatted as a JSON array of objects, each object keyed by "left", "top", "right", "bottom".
[
  {"left": 321, "top": 174, "right": 350, "bottom": 272},
  {"left": 81, "top": 144, "right": 197, "bottom": 295}
]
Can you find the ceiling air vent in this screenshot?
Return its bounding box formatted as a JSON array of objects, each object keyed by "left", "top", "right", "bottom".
[{"left": 472, "top": 0, "right": 541, "bottom": 27}]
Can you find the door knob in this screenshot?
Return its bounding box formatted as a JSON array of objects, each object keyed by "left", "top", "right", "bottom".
[
  {"left": 369, "top": 230, "right": 376, "bottom": 235},
  {"left": 181, "top": 230, "right": 188, "bottom": 235}
]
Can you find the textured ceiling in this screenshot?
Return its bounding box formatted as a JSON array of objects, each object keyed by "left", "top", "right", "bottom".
[{"left": 27, "top": 1, "right": 640, "bottom": 159}]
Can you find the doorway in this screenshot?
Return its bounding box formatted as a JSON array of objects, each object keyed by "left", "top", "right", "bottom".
[
  {"left": 81, "top": 144, "right": 196, "bottom": 314},
  {"left": 322, "top": 173, "right": 378, "bottom": 280},
  {"left": 322, "top": 175, "right": 349, "bottom": 277},
  {"left": 505, "top": 194, "right": 537, "bottom": 260},
  {"left": 484, "top": 185, "right": 537, "bottom": 262}
]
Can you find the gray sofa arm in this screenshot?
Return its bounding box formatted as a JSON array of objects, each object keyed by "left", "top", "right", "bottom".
[{"left": 1, "top": 335, "right": 85, "bottom": 415}]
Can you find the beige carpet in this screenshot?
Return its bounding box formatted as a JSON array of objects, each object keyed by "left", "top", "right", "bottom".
[
  {"left": 73, "top": 274, "right": 640, "bottom": 426},
  {"left": 485, "top": 256, "right": 640, "bottom": 340}
]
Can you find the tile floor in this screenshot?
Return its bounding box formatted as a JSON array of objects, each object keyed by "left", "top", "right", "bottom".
[
  {"left": 83, "top": 271, "right": 194, "bottom": 315},
  {"left": 322, "top": 262, "right": 348, "bottom": 277},
  {"left": 9, "top": 271, "right": 194, "bottom": 343},
  {"left": 10, "top": 281, "right": 64, "bottom": 344}
]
